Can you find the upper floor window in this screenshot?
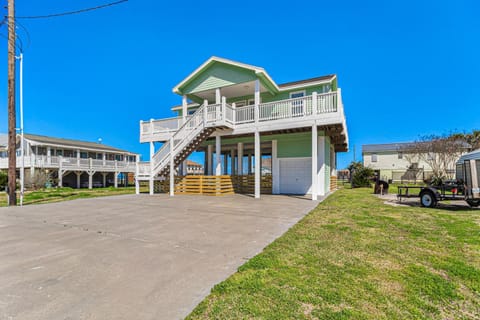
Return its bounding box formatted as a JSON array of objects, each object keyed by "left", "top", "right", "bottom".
[
  {"left": 371, "top": 153, "right": 378, "bottom": 162},
  {"left": 290, "top": 91, "right": 305, "bottom": 99},
  {"left": 398, "top": 152, "right": 403, "bottom": 159}
]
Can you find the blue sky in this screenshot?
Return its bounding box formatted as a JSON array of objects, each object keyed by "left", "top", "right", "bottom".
[{"left": 0, "top": 0, "right": 478, "bottom": 168}]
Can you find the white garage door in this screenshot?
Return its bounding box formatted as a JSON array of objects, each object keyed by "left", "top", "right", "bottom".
[{"left": 279, "top": 158, "right": 312, "bottom": 195}]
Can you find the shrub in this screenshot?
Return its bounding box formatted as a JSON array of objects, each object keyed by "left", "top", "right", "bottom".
[
  {"left": 0, "top": 170, "right": 7, "bottom": 189},
  {"left": 348, "top": 161, "right": 374, "bottom": 188}
]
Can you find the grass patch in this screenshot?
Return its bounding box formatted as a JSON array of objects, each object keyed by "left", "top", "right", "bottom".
[
  {"left": 0, "top": 187, "right": 136, "bottom": 206},
  {"left": 187, "top": 188, "right": 480, "bottom": 319}
]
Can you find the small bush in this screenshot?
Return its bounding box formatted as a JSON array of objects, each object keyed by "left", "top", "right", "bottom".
[
  {"left": 348, "top": 162, "right": 374, "bottom": 188},
  {"left": 0, "top": 170, "right": 7, "bottom": 189}
]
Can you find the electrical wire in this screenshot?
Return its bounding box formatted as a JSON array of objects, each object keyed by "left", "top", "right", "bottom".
[{"left": 15, "top": 0, "right": 128, "bottom": 19}]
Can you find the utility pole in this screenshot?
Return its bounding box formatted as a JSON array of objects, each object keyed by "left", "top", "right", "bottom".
[{"left": 7, "top": 0, "right": 17, "bottom": 206}]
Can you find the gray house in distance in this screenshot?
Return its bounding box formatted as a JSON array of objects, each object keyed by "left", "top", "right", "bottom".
[{"left": 0, "top": 134, "right": 138, "bottom": 189}]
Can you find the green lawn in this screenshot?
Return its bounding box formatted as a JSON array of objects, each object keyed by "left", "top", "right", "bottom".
[
  {"left": 0, "top": 187, "right": 136, "bottom": 207},
  {"left": 187, "top": 188, "right": 480, "bottom": 319}
]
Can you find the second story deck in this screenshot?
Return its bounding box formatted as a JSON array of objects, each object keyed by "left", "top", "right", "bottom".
[{"left": 140, "top": 90, "right": 347, "bottom": 148}]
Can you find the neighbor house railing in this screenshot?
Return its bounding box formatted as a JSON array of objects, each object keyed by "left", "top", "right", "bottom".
[{"left": 0, "top": 155, "right": 136, "bottom": 172}]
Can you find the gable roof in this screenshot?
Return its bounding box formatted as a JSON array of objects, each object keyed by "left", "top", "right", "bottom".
[
  {"left": 172, "top": 56, "right": 336, "bottom": 96},
  {"left": 173, "top": 56, "right": 277, "bottom": 95},
  {"left": 22, "top": 134, "right": 137, "bottom": 154}
]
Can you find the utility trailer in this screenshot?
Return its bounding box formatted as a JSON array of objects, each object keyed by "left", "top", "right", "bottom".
[{"left": 397, "top": 149, "right": 480, "bottom": 208}]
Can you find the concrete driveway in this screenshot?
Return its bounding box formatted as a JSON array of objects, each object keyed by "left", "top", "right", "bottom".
[{"left": 0, "top": 194, "right": 319, "bottom": 320}]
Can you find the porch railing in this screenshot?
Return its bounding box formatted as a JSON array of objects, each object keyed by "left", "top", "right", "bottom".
[
  {"left": 141, "top": 91, "right": 341, "bottom": 141},
  {"left": 0, "top": 155, "right": 137, "bottom": 172}
]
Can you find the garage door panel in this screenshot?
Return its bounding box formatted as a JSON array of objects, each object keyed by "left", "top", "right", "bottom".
[{"left": 279, "top": 158, "right": 312, "bottom": 195}]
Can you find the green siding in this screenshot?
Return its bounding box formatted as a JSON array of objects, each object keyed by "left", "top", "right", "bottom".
[
  {"left": 182, "top": 63, "right": 257, "bottom": 94},
  {"left": 262, "top": 84, "right": 333, "bottom": 103},
  {"left": 201, "top": 132, "right": 326, "bottom": 159}
]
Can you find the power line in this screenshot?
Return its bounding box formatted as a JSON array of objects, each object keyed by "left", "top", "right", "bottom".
[{"left": 15, "top": 0, "right": 128, "bottom": 19}]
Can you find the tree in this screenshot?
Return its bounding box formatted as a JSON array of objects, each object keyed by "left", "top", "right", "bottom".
[
  {"left": 400, "top": 135, "right": 469, "bottom": 182},
  {"left": 348, "top": 161, "right": 374, "bottom": 188}
]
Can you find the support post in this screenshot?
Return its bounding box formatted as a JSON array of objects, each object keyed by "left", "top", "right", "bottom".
[
  {"left": 47, "top": 147, "right": 51, "bottom": 164},
  {"left": 203, "top": 99, "right": 208, "bottom": 124},
  {"left": 248, "top": 153, "right": 252, "bottom": 174},
  {"left": 272, "top": 140, "right": 279, "bottom": 194},
  {"left": 149, "top": 141, "right": 154, "bottom": 195},
  {"left": 75, "top": 171, "right": 82, "bottom": 189},
  {"left": 182, "top": 95, "right": 188, "bottom": 123},
  {"left": 230, "top": 149, "right": 235, "bottom": 175},
  {"left": 254, "top": 80, "right": 260, "bottom": 123},
  {"left": 312, "top": 124, "right": 318, "bottom": 200},
  {"left": 101, "top": 172, "right": 107, "bottom": 187},
  {"left": 237, "top": 142, "right": 243, "bottom": 175},
  {"left": 215, "top": 135, "right": 221, "bottom": 175},
  {"left": 169, "top": 137, "right": 174, "bottom": 197},
  {"left": 114, "top": 172, "right": 118, "bottom": 188},
  {"left": 215, "top": 88, "right": 221, "bottom": 104},
  {"left": 58, "top": 156, "right": 63, "bottom": 187},
  {"left": 312, "top": 91, "right": 318, "bottom": 114},
  {"left": 207, "top": 144, "right": 213, "bottom": 175},
  {"left": 135, "top": 155, "right": 140, "bottom": 194},
  {"left": 223, "top": 153, "right": 228, "bottom": 174},
  {"left": 254, "top": 130, "right": 261, "bottom": 198}
]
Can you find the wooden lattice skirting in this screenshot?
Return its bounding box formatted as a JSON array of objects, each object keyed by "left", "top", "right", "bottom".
[{"left": 153, "top": 174, "right": 272, "bottom": 196}]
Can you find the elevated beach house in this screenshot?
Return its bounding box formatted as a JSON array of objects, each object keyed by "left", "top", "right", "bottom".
[
  {"left": 137, "top": 57, "right": 348, "bottom": 200},
  {"left": 0, "top": 134, "right": 138, "bottom": 189}
]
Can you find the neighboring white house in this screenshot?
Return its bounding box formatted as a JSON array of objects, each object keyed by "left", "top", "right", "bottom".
[
  {"left": 0, "top": 133, "right": 138, "bottom": 189},
  {"left": 362, "top": 142, "right": 470, "bottom": 182},
  {"left": 137, "top": 57, "right": 349, "bottom": 200}
]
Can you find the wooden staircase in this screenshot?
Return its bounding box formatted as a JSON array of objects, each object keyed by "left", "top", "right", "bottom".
[{"left": 158, "top": 127, "right": 214, "bottom": 177}]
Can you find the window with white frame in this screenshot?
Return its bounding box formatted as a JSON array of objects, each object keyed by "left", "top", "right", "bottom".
[
  {"left": 371, "top": 153, "right": 378, "bottom": 162},
  {"left": 290, "top": 90, "right": 306, "bottom": 116}
]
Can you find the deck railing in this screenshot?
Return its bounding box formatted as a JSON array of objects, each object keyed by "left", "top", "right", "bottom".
[
  {"left": 0, "top": 155, "right": 136, "bottom": 172},
  {"left": 141, "top": 91, "right": 341, "bottom": 142}
]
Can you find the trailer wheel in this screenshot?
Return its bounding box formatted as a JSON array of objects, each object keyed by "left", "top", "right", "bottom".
[
  {"left": 420, "top": 190, "right": 437, "bottom": 208},
  {"left": 466, "top": 199, "right": 480, "bottom": 207}
]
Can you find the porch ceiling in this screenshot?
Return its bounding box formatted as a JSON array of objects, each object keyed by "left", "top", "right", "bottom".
[{"left": 190, "top": 81, "right": 269, "bottom": 101}]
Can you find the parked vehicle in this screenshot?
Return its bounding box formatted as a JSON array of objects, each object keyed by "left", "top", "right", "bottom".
[{"left": 397, "top": 149, "right": 480, "bottom": 208}]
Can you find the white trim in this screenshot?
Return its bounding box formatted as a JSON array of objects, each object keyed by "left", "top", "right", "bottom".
[
  {"left": 272, "top": 140, "right": 279, "bottom": 194},
  {"left": 279, "top": 76, "right": 335, "bottom": 91},
  {"left": 289, "top": 90, "right": 306, "bottom": 98},
  {"left": 234, "top": 100, "right": 247, "bottom": 107}
]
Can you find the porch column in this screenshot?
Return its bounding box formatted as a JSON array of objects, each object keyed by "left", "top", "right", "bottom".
[
  {"left": 318, "top": 136, "right": 326, "bottom": 196},
  {"left": 215, "top": 88, "right": 221, "bottom": 104},
  {"left": 149, "top": 141, "right": 154, "bottom": 195},
  {"left": 114, "top": 172, "right": 118, "bottom": 188},
  {"left": 75, "top": 171, "right": 82, "bottom": 189},
  {"left": 169, "top": 137, "right": 175, "bottom": 196},
  {"left": 182, "top": 95, "right": 188, "bottom": 122},
  {"left": 58, "top": 156, "right": 63, "bottom": 187},
  {"left": 47, "top": 147, "right": 51, "bottom": 164},
  {"left": 101, "top": 172, "right": 107, "bottom": 187},
  {"left": 237, "top": 142, "right": 243, "bottom": 175},
  {"left": 254, "top": 79, "right": 260, "bottom": 123},
  {"left": 76, "top": 149, "right": 80, "bottom": 166},
  {"left": 135, "top": 155, "right": 140, "bottom": 195},
  {"left": 207, "top": 144, "right": 213, "bottom": 175},
  {"left": 204, "top": 151, "right": 208, "bottom": 175},
  {"left": 248, "top": 153, "right": 252, "bottom": 174},
  {"left": 312, "top": 124, "right": 318, "bottom": 201},
  {"left": 254, "top": 130, "right": 261, "bottom": 198},
  {"left": 272, "top": 140, "right": 279, "bottom": 194},
  {"left": 182, "top": 160, "right": 188, "bottom": 176},
  {"left": 215, "top": 136, "right": 222, "bottom": 176},
  {"left": 102, "top": 153, "right": 106, "bottom": 166},
  {"left": 223, "top": 153, "right": 228, "bottom": 174},
  {"left": 230, "top": 149, "right": 236, "bottom": 175}
]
